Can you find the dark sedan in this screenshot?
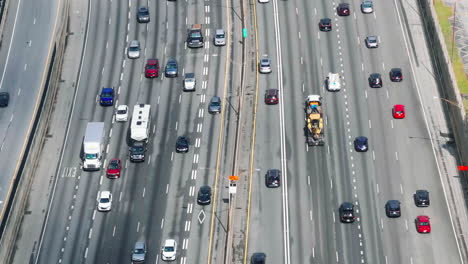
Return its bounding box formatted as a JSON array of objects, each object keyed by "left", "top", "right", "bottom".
[
  {"left": 390, "top": 68, "right": 403, "bottom": 82},
  {"left": 165, "top": 59, "right": 178, "bottom": 78},
  {"left": 0, "top": 92, "right": 9, "bottom": 107},
  {"left": 197, "top": 185, "right": 212, "bottom": 205},
  {"left": 354, "top": 136, "right": 368, "bottom": 152},
  {"left": 319, "top": 18, "right": 332, "bottom": 31},
  {"left": 368, "top": 73, "right": 383, "bottom": 88},
  {"left": 175, "top": 136, "right": 189, "bottom": 153},
  {"left": 265, "top": 169, "right": 281, "bottom": 188},
  {"left": 414, "top": 189, "right": 430, "bottom": 207},
  {"left": 385, "top": 200, "right": 401, "bottom": 218}
]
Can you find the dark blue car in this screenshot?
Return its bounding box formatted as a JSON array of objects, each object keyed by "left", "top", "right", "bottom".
[
  {"left": 354, "top": 136, "right": 368, "bottom": 152},
  {"left": 100, "top": 87, "right": 115, "bottom": 106}
]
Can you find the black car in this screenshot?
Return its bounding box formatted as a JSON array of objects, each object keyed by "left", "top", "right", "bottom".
[
  {"left": 129, "top": 141, "right": 147, "bottom": 162},
  {"left": 265, "top": 169, "right": 281, "bottom": 188},
  {"left": 197, "top": 185, "right": 212, "bottom": 205},
  {"left": 251, "top": 252, "right": 266, "bottom": 264},
  {"left": 390, "top": 68, "right": 403, "bottom": 82},
  {"left": 319, "top": 18, "right": 332, "bottom": 31},
  {"left": 137, "top": 6, "right": 150, "bottom": 23},
  {"left": 414, "top": 190, "right": 430, "bottom": 207},
  {"left": 385, "top": 200, "right": 401, "bottom": 218},
  {"left": 368, "top": 73, "right": 383, "bottom": 88},
  {"left": 339, "top": 202, "right": 355, "bottom": 223},
  {"left": 0, "top": 92, "right": 9, "bottom": 107},
  {"left": 337, "top": 3, "right": 350, "bottom": 16},
  {"left": 354, "top": 136, "right": 368, "bottom": 152},
  {"left": 175, "top": 136, "right": 189, "bottom": 153}
]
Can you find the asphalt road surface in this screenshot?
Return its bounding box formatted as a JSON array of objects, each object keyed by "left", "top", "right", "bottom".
[
  {"left": 0, "top": 0, "right": 61, "bottom": 218},
  {"left": 35, "top": 0, "right": 231, "bottom": 263},
  {"left": 246, "top": 0, "right": 462, "bottom": 263}
]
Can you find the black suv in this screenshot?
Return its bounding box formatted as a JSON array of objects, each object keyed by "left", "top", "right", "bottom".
[
  {"left": 265, "top": 169, "right": 281, "bottom": 188},
  {"left": 354, "top": 136, "right": 368, "bottom": 152},
  {"left": 339, "top": 202, "right": 355, "bottom": 223},
  {"left": 137, "top": 7, "right": 150, "bottom": 23},
  {"left": 197, "top": 185, "right": 212, "bottom": 205},
  {"left": 414, "top": 190, "right": 430, "bottom": 207},
  {"left": 129, "top": 141, "right": 147, "bottom": 162},
  {"left": 175, "top": 136, "right": 189, "bottom": 153},
  {"left": 251, "top": 252, "right": 266, "bottom": 264},
  {"left": 368, "top": 73, "right": 383, "bottom": 88},
  {"left": 319, "top": 18, "right": 332, "bottom": 31},
  {"left": 390, "top": 68, "right": 403, "bottom": 82},
  {"left": 385, "top": 200, "right": 401, "bottom": 217},
  {"left": 0, "top": 92, "right": 10, "bottom": 107}
]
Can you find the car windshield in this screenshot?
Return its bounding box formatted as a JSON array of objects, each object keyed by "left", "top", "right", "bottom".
[
  {"left": 129, "top": 46, "right": 139, "bottom": 51},
  {"left": 102, "top": 92, "right": 113, "bottom": 97},
  {"left": 117, "top": 109, "right": 126, "bottom": 114},
  {"left": 164, "top": 246, "right": 175, "bottom": 252},
  {"left": 261, "top": 60, "right": 270, "bottom": 66},
  {"left": 191, "top": 32, "right": 202, "bottom": 38},
  {"left": 396, "top": 110, "right": 403, "bottom": 114},
  {"left": 168, "top": 63, "right": 177, "bottom": 69},
  {"left": 109, "top": 162, "right": 119, "bottom": 169},
  {"left": 85, "top": 153, "right": 98, "bottom": 159},
  {"left": 147, "top": 64, "right": 156, "bottom": 69},
  {"left": 100, "top": 198, "right": 110, "bottom": 203},
  {"left": 132, "top": 146, "right": 144, "bottom": 152},
  {"left": 216, "top": 33, "right": 225, "bottom": 38},
  {"left": 139, "top": 10, "right": 149, "bottom": 15},
  {"left": 363, "top": 2, "right": 372, "bottom": 7},
  {"left": 211, "top": 102, "right": 220, "bottom": 106},
  {"left": 134, "top": 248, "right": 145, "bottom": 254}
]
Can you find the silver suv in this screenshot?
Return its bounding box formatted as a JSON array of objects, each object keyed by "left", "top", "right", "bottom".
[
  {"left": 214, "top": 29, "right": 226, "bottom": 46},
  {"left": 131, "top": 241, "right": 146, "bottom": 263},
  {"left": 208, "top": 96, "right": 222, "bottom": 114}
]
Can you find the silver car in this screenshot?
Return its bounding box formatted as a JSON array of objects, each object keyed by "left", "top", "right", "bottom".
[
  {"left": 361, "top": 0, "right": 373, "bottom": 13},
  {"left": 214, "top": 29, "right": 226, "bottom": 46},
  {"left": 259, "top": 55, "right": 272, "bottom": 73},
  {"left": 183, "top": 73, "right": 196, "bottom": 91},
  {"left": 128, "top": 40, "right": 140, "bottom": 59},
  {"left": 365, "top": 36, "right": 378, "bottom": 48},
  {"left": 208, "top": 96, "right": 221, "bottom": 114},
  {"left": 131, "top": 241, "right": 146, "bottom": 263}
]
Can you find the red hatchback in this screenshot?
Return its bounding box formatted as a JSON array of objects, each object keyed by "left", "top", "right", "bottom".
[
  {"left": 145, "top": 59, "right": 159, "bottom": 78},
  {"left": 393, "top": 104, "right": 405, "bottom": 119},
  {"left": 107, "top": 158, "right": 122, "bottom": 178},
  {"left": 415, "top": 215, "right": 431, "bottom": 233}
]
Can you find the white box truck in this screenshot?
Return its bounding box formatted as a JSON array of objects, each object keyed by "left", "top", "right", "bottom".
[{"left": 82, "top": 122, "right": 105, "bottom": 171}]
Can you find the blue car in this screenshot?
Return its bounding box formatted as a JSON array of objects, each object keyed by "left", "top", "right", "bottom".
[
  {"left": 354, "top": 136, "right": 368, "bottom": 152},
  {"left": 100, "top": 87, "right": 115, "bottom": 106}
]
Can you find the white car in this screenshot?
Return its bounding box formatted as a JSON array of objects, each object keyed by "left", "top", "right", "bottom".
[
  {"left": 97, "top": 191, "right": 112, "bottom": 212},
  {"left": 365, "top": 36, "right": 379, "bottom": 48},
  {"left": 127, "top": 40, "right": 140, "bottom": 59},
  {"left": 325, "top": 73, "right": 341, "bottom": 91},
  {"left": 183, "top": 73, "right": 196, "bottom": 91},
  {"left": 258, "top": 0, "right": 269, "bottom": 2},
  {"left": 361, "top": 0, "right": 373, "bottom": 13},
  {"left": 259, "top": 55, "right": 272, "bottom": 74},
  {"left": 161, "top": 239, "right": 177, "bottom": 261},
  {"left": 214, "top": 29, "right": 226, "bottom": 46},
  {"left": 115, "top": 105, "right": 128, "bottom": 122}
]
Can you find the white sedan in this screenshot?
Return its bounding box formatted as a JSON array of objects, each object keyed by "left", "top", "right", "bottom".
[
  {"left": 97, "top": 191, "right": 112, "bottom": 212},
  {"left": 161, "top": 239, "right": 177, "bottom": 261},
  {"left": 115, "top": 105, "right": 128, "bottom": 122},
  {"left": 258, "top": 0, "right": 269, "bottom": 2}
]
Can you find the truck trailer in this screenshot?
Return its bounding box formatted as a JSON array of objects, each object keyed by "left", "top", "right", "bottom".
[{"left": 83, "top": 122, "right": 105, "bottom": 171}]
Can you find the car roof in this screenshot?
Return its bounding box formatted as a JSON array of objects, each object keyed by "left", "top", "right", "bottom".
[
  {"left": 130, "top": 40, "right": 140, "bottom": 46},
  {"left": 139, "top": 6, "right": 148, "bottom": 11},
  {"left": 102, "top": 87, "right": 114, "bottom": 91},
  {"left": 215, "top": 29, "right": 225, "bottom": 34},
  {"left": 117, "top": 105, "right": 127, "bottom": 110},
  {"left": 100, "top": 191, "right": 111, "bottom": 197},
  {"left": 200, "top": 185, "right": 211, "bottom": 192},
  {"left": 267, "top": 169, "right": 280, "bottom": 176},
  {"left": 371, "top": 73, "right": 381, "bottom": 78},
  {"left": 356, "top": 136, "right": 368, "bottom": 141},
  {"left": 185, "top": 73, "right": 195, "bottom": 78},
  {"left": 391, "top": 68, "right": 402, "bottom": 72},
  {"left": 177, "top": 136, "right": 188, "bottom": 141},
  {"left": 0, "top": 92, "right": 9, "bottom": 96},
  {"left": 339, "top": 3, "right": 349, "bottom": 7},
  {"left": 387, "top": 200, "right": 400, "bottom": 206},
  {"left": 416, "top": 189, "right": 428, "bottom": 195},
  {"left": 367, "top": 36, "right": 377, "bottom": 40},
  {"left": 394, "top": 104, "right": 404, "bottom": 109},
  {"left": 164, "top": 239, "right": 176, "bottom": 247},
  {"left": 110, "top": 158, "right": 120, "bottom": 162},
  {"left": 417, "top": 215, "right": 430, "bottom": 221},
  {"left": 266, "top": 89, "right": 278, "bottom": 95},
  {"left": 341, "top": 202, "right": 353, "bottom": 209},
  {"left": 321, "top": 18, "right": 331, "bottom": 22},
  {"left": 211, "top": 96, "right": 221, "bottom": 102},
  {"left": 168, "top": 58, "right": 177, "bottom": 63}
]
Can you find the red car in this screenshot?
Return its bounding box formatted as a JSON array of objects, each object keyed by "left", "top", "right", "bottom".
[
  {"left": 393, "top": 104, "right": 405, "bottom": 119},
  {"left": 265, "top": 89, "right": 279, "bottom": 105},
  {"left": 145, "top": 59, "right": 159, "bottom": 78},
  {"left": 107, "top": 158, "right": 122, "bottom": 178},
  {"left": 337, "top": 3, "right": 350, "bottom": 16},
  {"left": 415, "top": 215, "right": 431, "bottom": 233}
]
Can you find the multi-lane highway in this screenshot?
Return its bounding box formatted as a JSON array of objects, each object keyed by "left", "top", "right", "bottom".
[
  {"left": 4, "top": 0, "right": 467, "bottom": 263},
  {"left": 247, "top": 0, "right": 463, "bottom": 263},
  {"left": 0, "top": 0, "right": 61, "bottom": 218},
  {"left": 35, "top": 0, "right": 232, "bottom": 263}
]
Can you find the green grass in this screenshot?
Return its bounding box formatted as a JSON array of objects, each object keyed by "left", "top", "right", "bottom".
[{"left": 434, "top": 0, "right": 468, "bottom": 111}]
